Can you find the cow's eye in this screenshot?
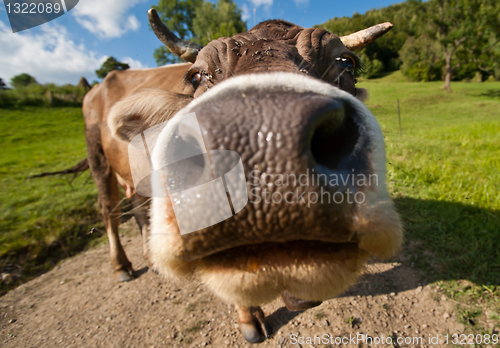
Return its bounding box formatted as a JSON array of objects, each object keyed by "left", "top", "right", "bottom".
[
  {"left": 336, "top": 56, "right": 355, "bottom": 70},
  {"left": 191, "top": 73, "right": 202, "bottom": 88}
]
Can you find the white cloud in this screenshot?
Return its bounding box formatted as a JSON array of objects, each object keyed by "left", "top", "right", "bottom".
[
  {"left": 248, "top": 0, "right": 273, "bottom": 8},
  {"left": 72, "top": 0, "right": 144, "bottom": 38},
  {"left": 121, "top": 56, "right": 147, "bottom": 69},
  {"left": 241, "top": 4, "right": 251, "bottom": 22},
  {"left": 294, "top": 0, "right": 309, "bottom": 6},
  {"left": 0, "top": 20, "right": 106, "bottom": 86}
]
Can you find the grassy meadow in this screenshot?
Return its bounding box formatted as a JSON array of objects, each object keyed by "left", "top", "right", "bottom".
[
  {"left": 0, "top": 72, "right": 499, "bottom": 330},
  {"left": 0, "top": 107, "right": 103, "bottom": 293}
]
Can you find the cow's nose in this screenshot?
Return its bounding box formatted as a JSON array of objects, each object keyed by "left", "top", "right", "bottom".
[
  {"left": 181, "top": 90, "right": 370, "bottom": 180},
  {"left": 309, "top": 103, "right": 361, "bottom": 172},
  {"left": 150, "top": 84, "right": 377, "bottom": 251}
]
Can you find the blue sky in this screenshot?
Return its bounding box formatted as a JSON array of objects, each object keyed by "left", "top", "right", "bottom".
[{"left": 0, "top": 0, "right": 405, "bottom": 86}]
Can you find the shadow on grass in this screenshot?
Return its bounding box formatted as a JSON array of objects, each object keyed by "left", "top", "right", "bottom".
[
  {"left": 265, "top": 197, "right": 499, "bottom": 333},
  {"left": 345, "top": 197, "right": 499, "bottom": 295},
  {"left": 477, "top": 89, "right": 500, "bottom": 99},
  {"left": 395, "top": 197, "right": 499, "bottom": 286}
]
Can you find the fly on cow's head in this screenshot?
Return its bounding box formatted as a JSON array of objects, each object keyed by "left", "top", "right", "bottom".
[{"left": 148, "top": 9, "right": 392, "bottom": 100}]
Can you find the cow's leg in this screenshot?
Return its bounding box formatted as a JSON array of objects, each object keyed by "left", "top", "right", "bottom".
[
  {"left": 281, "top": 291, "right": 322, "bottom": 311},
  {"left": 131, "top": 194, "right": 150, "bottom": 261},
  {"left": 236, "top": 305, "right": 269, "bottom": 343},
  {"left": 86, "top": 135, "right": 133, "bottom": 282},
  {"left": 100, "top": 172, "right": 134, "bottom": 282}
]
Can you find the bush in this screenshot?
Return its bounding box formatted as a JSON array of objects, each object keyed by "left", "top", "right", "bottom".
[{"left": 0, "top": 83, "right": 87, "bottom": 108}]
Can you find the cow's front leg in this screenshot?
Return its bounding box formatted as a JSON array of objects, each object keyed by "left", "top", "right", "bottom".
[
  {"left": 236, "top": 305, "right": 269, "bottom": 343},
  {"left": 281, "top": 291, "right": 322, "bottom": 311}
]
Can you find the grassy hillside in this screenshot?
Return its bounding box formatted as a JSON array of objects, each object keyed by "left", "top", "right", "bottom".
[{"left": 0, "top": 107, "right": 102, "bottom": 292}]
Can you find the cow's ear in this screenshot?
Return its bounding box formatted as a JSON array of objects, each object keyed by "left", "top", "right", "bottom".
[
  {"left": 108, "top": 89, "right": 192, "bottom": 142},
  {"left": 355, "top": 88, "right": 368, "bottom": 103}
]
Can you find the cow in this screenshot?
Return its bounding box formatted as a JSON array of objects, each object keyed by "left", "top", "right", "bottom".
[{"left": 83, "top": 9, "right": 402, "bottom": 343}]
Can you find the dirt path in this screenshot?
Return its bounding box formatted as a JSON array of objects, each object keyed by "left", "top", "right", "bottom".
[{"left": 1, "top": 220, "right": 465, "bottom": 347}]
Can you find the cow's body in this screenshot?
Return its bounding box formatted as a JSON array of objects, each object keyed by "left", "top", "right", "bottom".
[
  {"left": 83, "top": 12, "right": 402, "bottom": 343},
  {"left": 83, "top": 63, "right": 192, "bottom": 280}
]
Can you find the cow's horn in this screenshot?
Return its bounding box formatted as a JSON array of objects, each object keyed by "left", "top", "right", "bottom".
[
  {"left": 148, "top": 8, "right": 202, "bottom": 63},
  {"left": 340, "top": 22, "right": 393, "bottom": 51}
]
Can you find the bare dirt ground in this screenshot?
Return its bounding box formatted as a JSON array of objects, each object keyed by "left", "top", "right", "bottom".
[{"left": 1, "top": 220, "right": 467, "bottom": 347}]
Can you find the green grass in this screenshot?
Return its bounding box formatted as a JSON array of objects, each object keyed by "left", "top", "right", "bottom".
[
  {"left": 359, "top": 71, "right": 500, "bottom": 333},
  {"left": 0, "top": 107, "right": 103, "bottom": 293}
]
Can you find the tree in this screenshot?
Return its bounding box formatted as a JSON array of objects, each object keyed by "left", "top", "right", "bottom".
[
  {"left": 153, "top": 0, "right": 246, "bottom": 65},
  {"left": 153, "top": 0, "right": 202, "bottom": 65},
  {"left": 10, "top": 73, "right": 37, "bottom": 88},
  {"left": 0, "top": 78, "right": 7, "bottom": 90},
  {"left": 399, "top": 35, "right": 444, "bottom": 81},
  {"left": 412, "top": 0, "right": 500, "bottom": 91},
  {"left": 95, "top": 57, "right": 130, "bottom": 79},
  {"left": 191, "top": 0, "right": 246, "bottom": 45}
]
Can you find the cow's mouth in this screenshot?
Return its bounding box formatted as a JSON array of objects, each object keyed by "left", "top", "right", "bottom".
[
  {"left": 194, "top": 239, "right": 369, "bottom": 306},
  {"left": 201, "top": 240, "right": 362, "bottom": 271}
]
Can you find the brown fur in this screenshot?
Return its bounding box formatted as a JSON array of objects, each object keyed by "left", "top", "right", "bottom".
[{"left": 83, "top": 63, "right": 192, "bottom": 279}]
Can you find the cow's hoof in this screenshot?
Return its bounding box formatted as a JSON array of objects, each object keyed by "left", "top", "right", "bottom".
[
  {"left": 237, "top": 306, "right": 269, "bottom": 343},
  {"left": 240, "top": 323, "right": 266, "bottom": 343},
  {"left": 282, "top": 291, "right": 322, "bottom": 311},
  {"left": 115, "top": 270, "right": 134, "bottom": 282}
]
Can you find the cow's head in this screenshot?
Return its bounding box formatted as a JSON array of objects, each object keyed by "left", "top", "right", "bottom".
[{"left": 112, "top": 8, "right": 402, "bottom": 331}]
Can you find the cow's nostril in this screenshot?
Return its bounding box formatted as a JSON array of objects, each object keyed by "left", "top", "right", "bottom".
[{"left": 310, "top": 105, "right": 360, "bottom": 171}]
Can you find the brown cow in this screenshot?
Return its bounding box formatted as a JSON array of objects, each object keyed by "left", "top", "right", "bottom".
[{"left": 84, "top": 9, "right": 402, "bottom": 343}]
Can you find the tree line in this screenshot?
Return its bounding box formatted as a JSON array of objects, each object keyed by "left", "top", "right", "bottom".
[
  {"left": 0, "top": 57, "right": 129, "bottom": 107},
  {"left": 319, "top": 0, "right": 500, "bottom": 90}
]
